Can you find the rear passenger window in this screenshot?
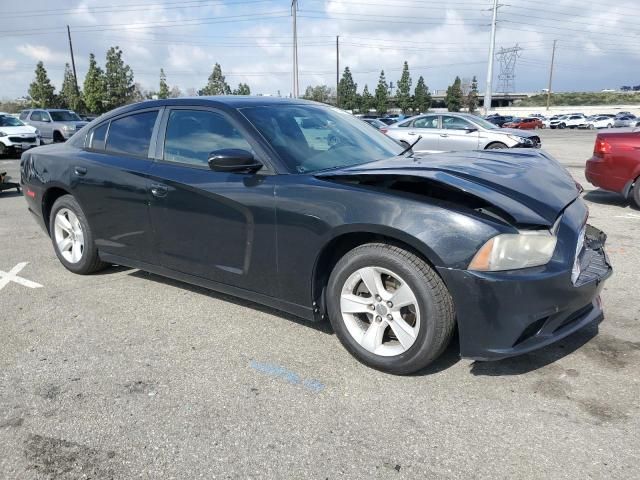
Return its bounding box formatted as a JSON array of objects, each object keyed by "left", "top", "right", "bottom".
[
  {"left": 19, "top": 111, "right": 29, "bottom": 120},
  {"left": 106, "top": 111, "right": 158, "bottom": 157},
  {"left": 90, "top": 123, "right": 108, "bottom": 150}
]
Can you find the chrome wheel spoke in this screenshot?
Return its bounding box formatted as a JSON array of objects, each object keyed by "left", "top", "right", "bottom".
[
  {"left": 58, "top": 236, "right": 73, "bottom": 253},
  {"left": 55, "top": 214, "right": 73, "bottom": 234},
  {"left": 358, "top": 266, "right": 385, "bottom": 299},
  {"left": 71, "top": 241, "right": 82, "bottom": 263},
  {"left": 340, "top": 293, "right": 373, "bottom": 313},
  {"left": 390, "top": 283, "right": 415, "bottom": 310},
  {"left": 389, "top": 312, "right": 417, "bottom": 349},
  {"left": 360, "top": 319, "right": 385, "bottom": 352}
]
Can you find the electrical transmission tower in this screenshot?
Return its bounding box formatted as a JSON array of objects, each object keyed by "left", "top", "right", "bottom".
[{"left": 496, "top": 45, "right": 522, "bottom": 94}]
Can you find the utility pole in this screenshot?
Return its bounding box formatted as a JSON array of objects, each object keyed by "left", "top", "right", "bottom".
[
  {"left": 291, "top": 0, "right": 299, "bottom": 98},
  {"left": 482, "top": 0, "right": 499, "bottom": 115},
  {"left": 66, "top": 25, "right": 80, "bottom": 96},
  {"left": 546, "top": 40, "right": 557, "bottom": 111},
  {"left": 336, "top": 36, "right": 339, "bottom": 107}
]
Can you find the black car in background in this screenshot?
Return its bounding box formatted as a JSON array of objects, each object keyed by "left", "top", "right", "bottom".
[
  {"left": 485, "top": 115, "right": 513, "bottom": 127},
  {"left": 20, "top": 97, "right": 612, "bottom": 374}
]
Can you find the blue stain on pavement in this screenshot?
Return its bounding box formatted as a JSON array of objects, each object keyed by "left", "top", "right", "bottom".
[{"left": 250, "top": 360, "right": 325, "bottom": 393}]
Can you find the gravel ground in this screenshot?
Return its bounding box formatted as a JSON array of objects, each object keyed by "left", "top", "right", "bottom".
[{"left": 1, "top": 129, "right": 638, "bottom": 479}]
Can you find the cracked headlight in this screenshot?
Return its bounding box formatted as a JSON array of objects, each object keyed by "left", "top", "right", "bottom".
[
  {"left": 507, "top": 134, "right": 532, "bottom": 145},
  {"left": 468, "top": 231, "right": 557, "bottom": 271}
]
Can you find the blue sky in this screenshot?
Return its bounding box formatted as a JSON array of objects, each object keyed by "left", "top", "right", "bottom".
[{"left": 1, "top": 0, "right": 639, "bottom": 100}]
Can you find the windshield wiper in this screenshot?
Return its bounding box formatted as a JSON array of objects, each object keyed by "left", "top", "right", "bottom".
[{"left": 399, "top": 135, "right": 422, "bottom": 156}]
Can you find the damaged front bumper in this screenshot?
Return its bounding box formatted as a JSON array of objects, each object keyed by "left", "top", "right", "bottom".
[{"left": 437, "top": 201, "right": 612, "bottom": 361}]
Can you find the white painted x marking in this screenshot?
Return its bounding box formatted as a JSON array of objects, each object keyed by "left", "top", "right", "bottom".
[{"left": 0, "top": 262, "right": 43, "bottom": 291}]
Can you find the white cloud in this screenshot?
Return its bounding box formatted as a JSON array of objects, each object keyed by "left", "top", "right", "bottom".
[{"left": 16, "top": 44, "right": 66, "bottom": 63}]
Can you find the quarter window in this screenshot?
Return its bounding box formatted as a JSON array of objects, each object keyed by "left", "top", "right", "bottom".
[
  {"left": 19, "top": 111, "right": 29, "bottom": 120},
  {"left": 90, "top": 123, "right": 109, "bottom": 150},
  {"left": 163, "top": 110, "right": 253, "bottom": 166},
  {"left": 106, "top": 111, "right": 158, "bottom": 157}
]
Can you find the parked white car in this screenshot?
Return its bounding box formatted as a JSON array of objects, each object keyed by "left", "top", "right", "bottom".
[
  {"left": 0, "top": 113, "right": 41, "bottom": 156},
  {"left": 549, "top": 114, "right": 586, "bottom": 129},
  {"left": 583, "top": 115, "right": 614, "bottom": 129}
]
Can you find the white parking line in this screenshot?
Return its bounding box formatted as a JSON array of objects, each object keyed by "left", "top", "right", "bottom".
[
  {"left": 614, "top": 213, "right": 640, "bottom": 219},
  {"left": 0, "top": 262, "right": 43, "bottom": 291}
]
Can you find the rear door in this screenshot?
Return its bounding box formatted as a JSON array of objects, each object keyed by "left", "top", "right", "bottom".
[
  {"left": 72, "top": 109, "right": 159, "bottom": 264},
  {"left": 147, "top": 106, "right": 278, "bottom": 295},
  {"left": 439, "top": 115, "right": 480, "bottom": 151},
  {"left": 409, "top": 115, "right": 441, "bottom": 152},
  {"left": 29, "top": 111, "right": 53, "bottom": 141}
]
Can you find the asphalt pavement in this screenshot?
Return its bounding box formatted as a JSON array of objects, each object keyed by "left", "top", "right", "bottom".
[{"left": 1, "top": 129, "right": 639, "bottom": 479}]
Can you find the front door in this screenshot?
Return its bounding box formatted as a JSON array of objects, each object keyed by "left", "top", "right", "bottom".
[
  {"left": 438, "top": 115, "right": 481, "bottom": 151},
  {"left": 29, "top": 110, "right": 53, "bottom": 142},
  {"left": 148, "top": 107, "right": 278, "bottom": 296},
  {"left": 409, "top": 115, "right": 441, "bottom": 152}
]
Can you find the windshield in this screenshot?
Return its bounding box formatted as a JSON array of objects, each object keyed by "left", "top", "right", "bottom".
[
  {"left": 241, "top": 105, "right": 404, "bottom": 173},
  {"left": 471, "top": 116, "right": 500, "bottom": 130},
  {"left": 50, "top": 111, "right": 81, "bottom": 122},
  {"left": 0, "top": 115, "right": 25, "bottom": 127}
]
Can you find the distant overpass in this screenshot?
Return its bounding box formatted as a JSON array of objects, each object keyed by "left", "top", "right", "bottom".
[{"left": 429, "top": 91, "right": 532, "bottom": 108}]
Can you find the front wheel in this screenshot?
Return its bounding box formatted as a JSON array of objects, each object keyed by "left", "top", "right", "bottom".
[
  {"left": 485, "top": 142, "right": 508, "bottom": 149},
  {"left": 49, "top": 195, "right": 108, "bottom": 274},
  {"left": 327, "top": 243, "right": 455, "bottom": 375},
  {"left": 559, "top": 123, "right": 566, "bottom": 129}
]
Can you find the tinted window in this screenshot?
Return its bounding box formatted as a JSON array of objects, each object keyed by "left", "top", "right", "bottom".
[
  {"left": 106, "top": 111, "right": 158, "bottom": 157},
  {"left": 442, "top": 115, "right": 473, "bottom": 130},
  {"left": 413, "top": 116, "right": 438, "bottom": 129},
  {"left": 396, "top": 119, "right": 412, "bottom": 128},
  {"left": 30, "top": 111, "right": 42, "bottom": 122},
  {"left": 163, "top": 110, "right": 253, "bottom": 166},
  {"left": 0, "top": 116, "right": 25, "bottom": 127},
  {"left": 90, "top": 123, "right": 109, "bottom": 150},
  {"left": 19, "top": 111, "right": 29, "bottom": 120}
]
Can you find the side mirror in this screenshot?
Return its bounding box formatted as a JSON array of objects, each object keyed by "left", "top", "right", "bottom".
[
  {"left": 465, "top": 127, "right": 478, "bottom": 133},
  {"left": 208, "top": 148, "right": 262, "bottom": 173}
]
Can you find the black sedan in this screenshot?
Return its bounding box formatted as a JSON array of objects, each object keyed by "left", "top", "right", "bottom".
[{"left": 20, "top": 97, "right": 612, "bottom": 374}]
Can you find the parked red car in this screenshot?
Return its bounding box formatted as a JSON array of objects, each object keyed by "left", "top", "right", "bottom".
[
  {"left": 585, "top": 131, "right": 640, "bottom": 207},
  {"left": 502, "top": 117, "right": 543, "bottom": 129}
]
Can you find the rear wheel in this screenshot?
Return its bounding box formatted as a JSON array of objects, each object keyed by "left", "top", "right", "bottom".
[
  {"left": 53, "top": 131, "right": 65, "bottom": 143},
  {"left": 327, "top": 243, "right": 455, "bottom": 375},
  {"left": 0, "top": 143, "right": 6, "bottom": 157},
  {"left": 49, "top": 195, "right": 108, "bottom": 274},
  {"left": 486, "top": 142, "right": 508, "bottom": 149}
]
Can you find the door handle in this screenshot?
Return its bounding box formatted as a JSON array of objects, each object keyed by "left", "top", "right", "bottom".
[
  {"left": 150, "top": 184, "right": 168, "bottom": 197},
  {"left": 408, "top": 132, "right": 417, "bottom": 136},
  {"left": 74, "top": 166, "right": 87, "bottom": 176},
  {"left": 440, "top": 134, "right": 449, "bottom": 137}
]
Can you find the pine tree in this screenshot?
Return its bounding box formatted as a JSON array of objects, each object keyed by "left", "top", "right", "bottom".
[
  {"left": 337, "top": 66, "right": 358, "bottom": 110},
  {"left": 233, "top": 83, "right": 251, "bottom": 95},
  {"left": 28, "top": 62, "right": 56, "bottom": 108},
  {"left": 60, "top": 63, "right": 83, "bottom": 112},
  {"left": 360, "top": 84, "right": 374, "bottom": 112},
  {"left": 83, "top": 53, "right": 106, "bottom": 113},
  {"left": 158, "top": 68, "right": 170, "bottom": 99},
  {"left": 396, "top": 61, "right": 413, "bottom": 113},
  {"left": 413, "top": 76, "right": 431, "bottom": 113},
  {"left": 375, "top": 70, "right": 389, "bottom": 115},
  {"left": 200, "top": 63, "right": 231, "bottom": 95},
  {"left": 104, "top": 46, "right": 135, "bottom": 109},
  {"left": 445, "top": 76, "right": 464, "bottom": 112},
  {"left": 466, "top": 75, "right": 479, "bottom": 113}
]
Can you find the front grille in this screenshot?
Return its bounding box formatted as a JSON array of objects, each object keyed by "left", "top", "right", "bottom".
[
  {"left": 513, "top": 316, "right": 548, "bottom": 347},
  {"left": 8, "top": 136, "right": 36, "bottom": 143}
]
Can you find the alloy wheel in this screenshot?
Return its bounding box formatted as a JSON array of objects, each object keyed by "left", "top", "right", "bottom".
[
  {"left": 54, "top": 208, "right": 85, "bottom": 263},
  {"left": 340, "top": 266, "right": 420, "bottom": 356}
]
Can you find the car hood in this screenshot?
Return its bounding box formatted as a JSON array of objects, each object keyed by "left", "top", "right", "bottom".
[
  {"left": 494, "top": 127, "right": 537, "bottom": 138},
  {"left": 0, "top": 125, "right": 37, "bottom": 135},
  {"left": 316, "top": 149, "right": 580, "bottom": 227}
]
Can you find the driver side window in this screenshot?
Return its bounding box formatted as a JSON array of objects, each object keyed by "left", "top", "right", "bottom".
[
  {"left": 163, "top": 109, "right": 254, "bottom": 167},
  {"left": 442, "top": 115, "right": 473, "bottom": 130}
]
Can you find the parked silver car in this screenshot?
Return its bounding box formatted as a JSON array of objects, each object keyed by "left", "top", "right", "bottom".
[
  {"left": 19, "top": 109, "right": 88, "bottom": 143},
  {"left": 613, "top": 115, "right": 638, "bottom": 128},
  {"left": 384, "top": 112, "right": 540, "bottom": 153}
]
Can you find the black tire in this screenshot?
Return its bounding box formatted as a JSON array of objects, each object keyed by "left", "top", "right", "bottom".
[
  {"left": 53, "top": 131, "right": 65, "bottom": 143},
  {"left": 559, "top": 123, "right": 566, "bottom": 129},
  {"left": 631, "top": 178, "right": 640, "bottom": 209},
  {"left": 485, "top": 142, "right": 508, "bottom": 149},
  {"left": 49, "top": 194, "right": 108, "bottom": 274},
  {"left": 326, "top": 243, "right": 455, "bottom": 375},
  {"left": 0, "top": 142, "right": 7, "bottom": 157}
]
